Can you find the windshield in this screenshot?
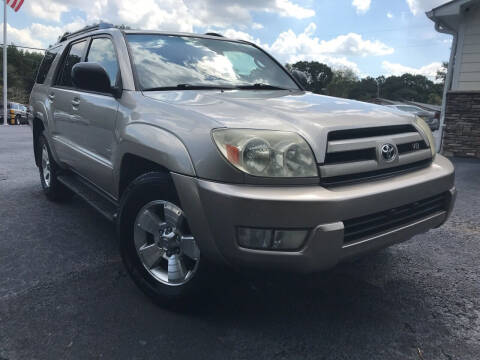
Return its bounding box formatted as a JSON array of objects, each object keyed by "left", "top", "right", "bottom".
[{"left": 126, "top": 34, "right": 299, "bottom": 91}]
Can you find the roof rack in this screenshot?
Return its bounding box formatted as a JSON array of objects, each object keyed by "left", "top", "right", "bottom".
[
  {"left": 204, "top": 32, "right": 224, "bottom": 37},
  {"left": 58, "top": 22, "right": 114, "bottom": 43}
]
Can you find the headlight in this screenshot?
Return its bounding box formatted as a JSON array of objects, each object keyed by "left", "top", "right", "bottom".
[
  {"left": 212, "top": 129, "right": 318, "bottom": 177},
  {"left": 414, "top": 116, "right": 436, "bottom": 157}
]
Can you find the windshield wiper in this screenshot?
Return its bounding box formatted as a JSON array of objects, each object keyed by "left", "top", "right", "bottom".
[
  {"left": 143, "top": 84, "right": 235, "bottom": 91},
  {"left": 143, "top": 83, "right": 292, "bottom": 91},
  {"left": 235, "top": 83, "right": 290, "bottom": 90}
]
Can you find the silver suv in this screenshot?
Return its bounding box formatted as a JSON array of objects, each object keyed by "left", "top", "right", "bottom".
[{"left": 29, "top": 24, "right": 456, "bottom": 305}]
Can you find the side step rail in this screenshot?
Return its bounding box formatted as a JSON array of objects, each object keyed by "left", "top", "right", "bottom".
[{"left": 57, "top": 173, "right": 118, "bottom": 222}]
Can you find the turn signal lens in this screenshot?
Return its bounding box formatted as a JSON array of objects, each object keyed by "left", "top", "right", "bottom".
[{"left": 226, "top": 144, "right": 240, "bottom": 164}]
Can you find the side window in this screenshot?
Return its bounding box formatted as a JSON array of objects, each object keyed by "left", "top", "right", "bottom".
[
  {"left": 36, "top": 47, "right": 60, "bottom": 84},
  {"left": 57, "top": 40, "right": 87, "bottom": 88},
  {"left": 86, "top": 38, "right": 120, "bottom": 87}
]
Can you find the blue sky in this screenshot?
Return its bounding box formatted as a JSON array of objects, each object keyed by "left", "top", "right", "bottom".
[{"left": 3, "top": 0, "right": 451, "bottom": 79}]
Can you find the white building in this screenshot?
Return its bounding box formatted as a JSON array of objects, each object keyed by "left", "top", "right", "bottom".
[{"left": 427, "top": 0, "right": 480, "bottom": 158}]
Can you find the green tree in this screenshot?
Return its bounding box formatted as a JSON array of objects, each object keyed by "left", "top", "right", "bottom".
[
  {"left": 0, "top": 44, "right": 44, "bottom": 103},
  {"left": 376, "top": 75, "right": 386, "bottom": 98},
  {"left": 326, "top": 68, "right": 358, "bottom": 98},
  {"left": 348, "top": 76, "right": 378, "bottom": 101},
  {"left": 286, "top": 61, "right": 333, "bottom": 94},
  {"left": 379, "top": 73, "right": 442, "bottom": 104}
]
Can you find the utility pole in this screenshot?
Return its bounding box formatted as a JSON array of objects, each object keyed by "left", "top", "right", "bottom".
[{"left": 3, "top": 0, "right": 7, "bottom": 125}]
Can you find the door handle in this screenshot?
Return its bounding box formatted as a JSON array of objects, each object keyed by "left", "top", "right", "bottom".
[
  {"left": 48, "top": 93, "right": 55, "bottom": 101},
  {"left": 71, "top": 98, "right": 80, "bottom": 107}
]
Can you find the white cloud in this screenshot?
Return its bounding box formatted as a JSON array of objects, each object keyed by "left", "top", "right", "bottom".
[
  {"left": 0, "top": 19, "right": 88, "bottom": 50},
  {"left": 265, "top": 23, "right": 393, "bottom": 62},
  {"left": 16, "top": 0, "right": 316, "bottom": 49},
  {"left": 352, "top": 0, "right": 371, "bottom": 14},
  {"left": 186, "top": 0, "right": 314, "bottom": 28},
  {"left": 387, "top": 12, "right": 394, "bottom": 19},
  {"left": 405, "top": 0, "right": 447, "bottom": 15},
  {"left": 273, "top": 0, "right": 316, "bottom": 19},
  {"left": 213, "top": 24, "right": 396, "bottom": 74},
  {"left": 319, "top": 33, "right": 394, "bottom": 57},
  {"left": 382, "top": 60, "right": 443, "bottom": 80},
  {"left": 90, "top": 0, "right": 199, "bottom": 32},
  {"left": 25, "top": 0, "right": 70, "bottom": 22},
  {"left": 264, "top": 23, "right": 393, "bottom": 74},
  {"left": 222, "top": 29, "right": 260, "bottom": 43},
  {"left": 205, "top": 24, "right": 383, "bottom": 74},
  {"left": 25, "top": 0, "right": 314, "bottom": 29},
  {"left": 0, "top": 24, "right": 44, "bottom": 49}
]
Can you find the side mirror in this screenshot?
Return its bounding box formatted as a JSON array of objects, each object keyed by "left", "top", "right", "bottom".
[
  {"left": 72, "top": 62, "right": 121, "bottom": 97},
  {"left": 291, "top": 69, "right": 308, "bottom": 88}
]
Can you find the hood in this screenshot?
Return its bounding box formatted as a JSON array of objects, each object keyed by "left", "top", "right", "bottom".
[{"left": 144, "top": 89, "right": 415, "bottom": 160}]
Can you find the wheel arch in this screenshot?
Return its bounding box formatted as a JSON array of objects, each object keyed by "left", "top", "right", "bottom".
[
  {"left": 31, "top": 95, "right": 56, "bottom": 167},
  {"left": 32, "top": 117, "right": 46, "bottom": 167},
  {"left": 115, "top": 123, "right": 196, "bottom": 199},
  {"left": 118, "top": 154, "right": 173, "bottom": 199}
]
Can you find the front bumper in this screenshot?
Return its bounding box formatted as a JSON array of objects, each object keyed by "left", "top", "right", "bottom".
[{"left": 172, "top": 155, "right": 456, "bottom": 273}]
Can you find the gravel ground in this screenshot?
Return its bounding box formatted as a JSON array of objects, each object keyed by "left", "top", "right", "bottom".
[{"left": 0, "top": 126, "right": 479, "bottom": 360}]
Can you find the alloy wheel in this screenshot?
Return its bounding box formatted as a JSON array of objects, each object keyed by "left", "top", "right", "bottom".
[
  {"left": 41, "top": 144, "right": 51, "bottom": 187},
  {"left": 133, "top": 200, "right": 200, "bottom": 286}
]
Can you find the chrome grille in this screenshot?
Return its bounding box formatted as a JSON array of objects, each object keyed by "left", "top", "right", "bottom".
[{"left": 320, "top": 125, "right": 432, "bottom": 186}]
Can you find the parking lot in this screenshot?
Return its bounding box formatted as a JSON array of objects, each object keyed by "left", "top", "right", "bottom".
[{"left": 0, "top": 126, "right": 479, "bottom": 360}]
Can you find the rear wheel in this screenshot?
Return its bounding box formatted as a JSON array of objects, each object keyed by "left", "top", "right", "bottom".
[
  {"left": 15, "top": 115, "right": 20, "bottom": 125},
  {"left": 37, "top": 134, "right": 73, "bottom": 201},
  {"left": 118, "top": 172, "right": 212, "bottom": 306}
]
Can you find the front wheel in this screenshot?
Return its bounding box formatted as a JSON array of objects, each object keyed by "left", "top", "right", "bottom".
[{"left": 118, "top": 172, "right": 212, "bottom": 306}]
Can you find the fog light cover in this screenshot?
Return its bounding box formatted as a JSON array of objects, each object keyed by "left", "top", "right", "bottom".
[
  {"left": 272, "top": 230, "right": 308, "bottom": 250},
  {"left": 237, "top": 228, "right": 272, "bottom": 249},
  {"left": 237, "top": 227, "right": 307, "bottom": 251}
]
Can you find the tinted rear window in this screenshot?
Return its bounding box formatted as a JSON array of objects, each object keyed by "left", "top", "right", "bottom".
[{"left": 36, "top": 47, "right": 60, "bottom": 84}]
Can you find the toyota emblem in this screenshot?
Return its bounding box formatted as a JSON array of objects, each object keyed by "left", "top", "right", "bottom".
[{"left": 381, "top": 143, "right": 397, "bottom": 162}]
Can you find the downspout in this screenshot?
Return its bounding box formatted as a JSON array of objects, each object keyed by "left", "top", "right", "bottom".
[{"left": 433, "top": 20, "right": 457, "bottom": 153}]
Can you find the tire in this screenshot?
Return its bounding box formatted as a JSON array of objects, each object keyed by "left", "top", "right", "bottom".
[
  {"left": 118, "top": 172, "right": 213, "bottom": 307},
  {"left": 15, "top": 115, "right": 20, "bottom": 125},
  {"left": 37, "top": 134, "right": 73, "bottom": 201}
]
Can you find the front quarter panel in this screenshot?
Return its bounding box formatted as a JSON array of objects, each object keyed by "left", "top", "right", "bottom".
[
  {"left": 114, "top": 121, "right": 196, "bottom": 197},
  {"left": 116, "top": 92, "right": 247, "bottom": 186}
]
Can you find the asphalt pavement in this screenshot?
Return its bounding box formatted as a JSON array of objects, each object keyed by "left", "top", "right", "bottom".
[{"left": 0, "top": 126, "right": 479, "bottom": 360}]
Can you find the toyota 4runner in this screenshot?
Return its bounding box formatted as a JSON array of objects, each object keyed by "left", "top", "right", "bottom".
[{"left": 29, "top": 24, "right": 456, "bottom": 304}]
